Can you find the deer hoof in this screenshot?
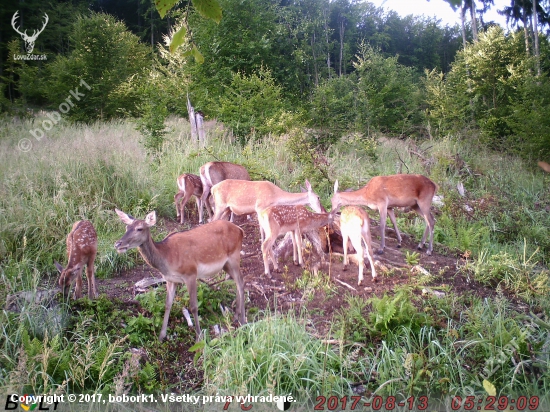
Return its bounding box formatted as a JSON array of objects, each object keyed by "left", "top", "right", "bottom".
[
  {"left": 373, "top": 277, "right": 378, "bottom": 283},
  {"left": 375, "top": 248, "right": 384, "bottom": 255},
  {"left": 396, "top": 244, "right": 401, "bottom": 249}
]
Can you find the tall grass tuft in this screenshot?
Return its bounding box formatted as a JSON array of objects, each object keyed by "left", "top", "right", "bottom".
[{"left": 202, "top": 312, "right": 353, "bottom": 401}]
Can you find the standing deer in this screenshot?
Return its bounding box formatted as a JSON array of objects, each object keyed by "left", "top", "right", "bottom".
[
  {"left": 174, "top": 173, "right": 205, "bottom": 224},
  {"left": 339, "top": 206, "right": 377, "bottom": 285},
  {"left": 114, "top": 209, "right": 245, "bottom": 341},
  {"left": 211, "top": 179, "right": 322, "bottom": 240},
  {"left": 11, "top": 11, "right": 49, "bottom": 54},
  {"left": 55, "top": 220, "right": 98, "bottom": 299},
  {"left": 331, "top": 174, "right": 437, "bottom": 255},
  {"left": 199, "top": 161, "right": 251, "bottom": 223},
  {"left": 258, "top": 205, "right": 334, "bottom": 277}
]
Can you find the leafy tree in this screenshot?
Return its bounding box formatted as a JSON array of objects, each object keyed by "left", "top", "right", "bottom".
[
  {"left": 309, "top": 74, "right": 358, "bottom": 142},
  {"left": 354, "top": 44, "right": 422, "bottom": 135},
  {"left": 43, "top": 13, "right": 151, "bottom": 122},
  {"left": 215, "top": 67, "right": 286, "bottom": 141}
]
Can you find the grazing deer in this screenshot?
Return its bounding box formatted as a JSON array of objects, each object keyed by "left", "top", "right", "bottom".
[
  {"left": 339, "top": 206, "right": 377, "bottom": 285},
  {"left": 258, "top": 205, "right": 334, "bottom": 277},
  {"left": 55, "top": 220, "right": 98, "bottom": 299},
  {"left": 174, "top": 173, "right": 204, "bottom": 224},
  {"left": 538, "top": 161, "right": 550, "bottom": 173},
  {"left": 114, "top": 209, "right": 245, "bottom": 341},
  {"left": 211, "top": 179, "right": 322, "bottom": 240},
  {"left": 199, "top": 161, "right": 251, "bottom": 223},
  {"left": 331, "top": 174, "right": 437, "bottom": 255}
]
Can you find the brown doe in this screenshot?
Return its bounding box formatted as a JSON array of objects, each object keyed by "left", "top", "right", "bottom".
[
  {"left": 174, "top": 173, "right": 204, "bottom": 224},
  {"left": 199, "top": 161, "right": 251, "bottom": 222},
  {"left": 258, "top": 205, "right": 334, "bottom": 277},
  {"left": 55, "top": 220, "right": 98, "bottom": 299},
  {"left": 114, "top": 209, "right": 245, "bottom": 341},
  {"left": 331, "top": 174, "right": 437, "bottom": 255},
  {"left": 339, "top": 206, "right": 377, "bottom": 285}
]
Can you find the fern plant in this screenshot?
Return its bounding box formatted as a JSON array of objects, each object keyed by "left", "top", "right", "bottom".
[{"left": 368, "top": 288, "right": 432, "bottom": 337}]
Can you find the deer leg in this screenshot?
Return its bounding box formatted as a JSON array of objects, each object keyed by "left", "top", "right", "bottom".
[
  {"left": 290, "top": 230, "right": 299, "bottom": 265},
  {"left": 224, "top": 256, "right": 246, "bottom": 325},
  {"left": 261, "top": 235, "right": 276, "bottom": 277},
  {"left": 160, "top": 281, "right": 177, "bottom": 341},
  {"left": 376, "top": 206, "right": 388, "bottom": 254},
  {"left": 387, "top": 208, "right": 402, "bottom": 247},
  {"left": 184, "top": 277, "right": 201, "bottom": 339},
  {"left": 349, "top": 233, "right": 364, "bottom": 285},
  {"left": 174, "top": 192, "right": 183, "bottom": 223},
  {"left": 413, "top": 205, "right": 435, "bottom": 255},
  {"left": 342, "top": 231, "right": 350, "bottom": 270},
  {"left": 362, "top": 226, "right": 377, "bottom": 283},
  {"left": 199, "top": 186, "right": 212, "bottom": 223},
  {"left": 74, "top": 267, "right": 83, "bottom": 299},
  {"left": 86, "top": 252, "right": 97, "bottom": 298},
  {"left": 295, "top": 229, "right": 304, "bottom": 266},
  {"left": 194, "top": 196, "right": 202, "bottom": 225}
]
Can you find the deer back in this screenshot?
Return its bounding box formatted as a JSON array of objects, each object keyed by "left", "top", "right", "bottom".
[{"left": 66, "top": 220, "right": 98, "bottom": 266}]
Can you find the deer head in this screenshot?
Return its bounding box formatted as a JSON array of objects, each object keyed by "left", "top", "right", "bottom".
[{"left": 12, "top": 11, "right": 49, "bottom": 54}]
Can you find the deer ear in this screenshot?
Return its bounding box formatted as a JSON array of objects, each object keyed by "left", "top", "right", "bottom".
[
  {"left": 54, "top": 261, "right": 64, "bottom": 273},
  {"left": 145, "top": 211, "right": 157, "bottom": 226},
  {"left": 305, "top": 179, "right": 312, "bottom": 191},
  {"left": 334, "top": 180, "right": 339, "bottom": 193},
  {"left": 115, "top": 208, "right": 135, "bottom": 225}
]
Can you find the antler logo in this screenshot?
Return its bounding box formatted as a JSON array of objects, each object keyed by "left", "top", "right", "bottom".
[{"left": 11, "top": 11, "right": 49, "bottom": 54}]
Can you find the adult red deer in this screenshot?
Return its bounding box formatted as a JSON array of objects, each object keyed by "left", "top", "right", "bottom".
[
  {"left": 211, "top": 179, "right": 322, "bottom": 241},
  {"left": 339, "top": 206, "right": 377, "bottom": 285},
  {"left": 55, "top": 220, "right": 98, "bottom": 299},
  {"left": 199, "top": 161, "right": 250, "bottom": 223},
  {"left": 174, "top": 173, "right": 204, "bottom": 224},
  {"left": 331, "top": 174, "right": 437, "bottom": 255},
  {"left": 114, "top": 209, "right": 245, "bottom": 341},
  {"left": 258, "top": 205, "right": 333, "bottom": 277}
]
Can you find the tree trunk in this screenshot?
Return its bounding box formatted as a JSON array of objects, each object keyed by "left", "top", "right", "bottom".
[
  {"left": 338, "top": 16, "right": 345, "bottom": 77},
  {"left": 311, "top": 32, "right": 319, "bottom": 87},
  {"left": 460, "top": 3, "right": 467, "bottom": 48},
  {"left": 533, "top": 0, "right": 541, "bottom": 76},
  {"left": 470, "top": 0, "right": 478, "bottom": 41},
  {"left": 523, "top": 5, "right": 530, "bottom": 55},
  {"left": 323, "top": 8, "right": 331, "bottom": 79}
]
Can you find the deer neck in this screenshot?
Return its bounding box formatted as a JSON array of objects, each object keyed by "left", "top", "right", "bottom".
[
  {"left": 137, "top": 233, "right": 171, "bottom": 274},
  {"left": 274, "top": 191, "right": 309, "bottom": 206},
  {"left": 338, "top": 189, "right": 368, "bottom": 205}
]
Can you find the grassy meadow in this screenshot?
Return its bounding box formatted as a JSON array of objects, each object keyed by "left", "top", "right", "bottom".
[{"left": 1, "top": 114, "right": 550, "bottom": 408}]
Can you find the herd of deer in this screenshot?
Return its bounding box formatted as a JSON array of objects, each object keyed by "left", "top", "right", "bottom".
[{"left": 55, "top": 160, "right": 449, "bottom": 341}]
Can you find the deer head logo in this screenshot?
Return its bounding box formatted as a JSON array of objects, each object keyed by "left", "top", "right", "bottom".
[{"left": 11, "top": 11, "right": 49, "bottom": 54}]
